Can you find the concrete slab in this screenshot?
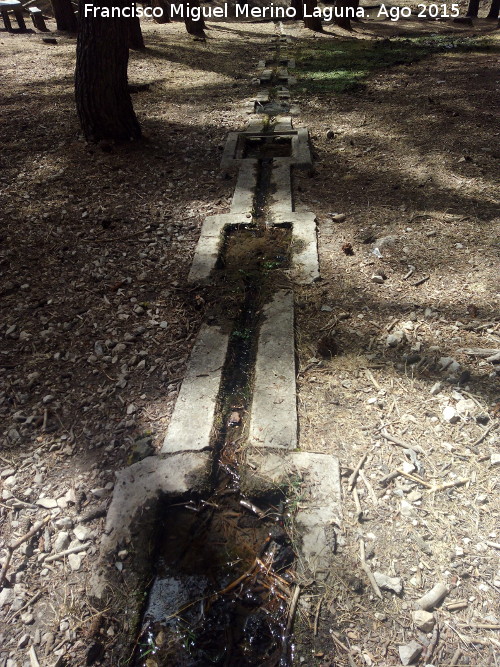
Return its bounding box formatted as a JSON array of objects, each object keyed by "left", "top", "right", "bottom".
[
  {"left": 101, "top": 452, "right": 212, "bottom": 554},
  {"left": 259, "top": 69, "right": 273, "bottom": 83},
  {"left": 241, "top": 450, "right": 342, "bottom": 576},
  {"left": 188, "top": 213, "right": 251, "bottom": 283},
  {"left": 274, "top": 116, "right": 293, "bottom": 133},
  {"left": 221, "top": 132, "right": 240, "bottom": 169},
  {"left": 249, "top": 290, "right": 297, "bottom": 450},
  {"left": 294, "top": 127, "right": 312, "bottom": 167},
  {"left": 290, "top": 212, "right": 320, "bottom": 284},
  {"left": 162, "top": 325, "right": 229, "bottom": 454},
  {"left": 269, "top": 160, "right": 293, "bottom": 218},
  {"left": 230, "top": 160, "right": 258, "bottom": 214}
]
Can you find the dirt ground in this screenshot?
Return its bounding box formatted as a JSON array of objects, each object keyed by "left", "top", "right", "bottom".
[{"left": 0, "top": 7, "right": 499, "bottom": 667}]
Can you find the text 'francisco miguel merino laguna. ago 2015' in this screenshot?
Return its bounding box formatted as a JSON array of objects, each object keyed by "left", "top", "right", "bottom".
[{"left": 83, "top": 2, "right": 368, "bottom": 21}]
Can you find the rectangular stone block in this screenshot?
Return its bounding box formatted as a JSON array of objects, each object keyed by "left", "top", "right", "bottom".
[
  {"left": 162, "top": 325, "right": 229, "bottom": 454},
  {"left": 269, "top": 160, "right": 293, "bottom": 218},
  {"left": 230, "top": 160, "right": 258, "bottom": 214},
  {"left": 249, "top": 290, "right": 297, "bottom": 450},
  {"left": 188, "top": 214, "right": 251, "bottom": 283}
]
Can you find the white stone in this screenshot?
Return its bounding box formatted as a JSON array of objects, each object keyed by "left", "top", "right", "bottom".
[
  {"left": 36, "top": 497, "right": 58, "bottom": 509},
  {"left": 68, "top": 554, "right": 82, "bottom": 571},
  {"left": 73, "top": 525, "right": 90, "bottom": 542},
  {"left": 53, "top": 531, "right": 70, "bottom": 553},
  {"left": 398, "top": 640, "right": 422, "bottom": 665},
  {"left": 374, "top": 572, "right": 403, "bottom": 594},
  {"left": 442, "top": 406, "right": 460, "bottom": 423},
  {"left": 412, "top": 610, "right": 435, "bottom": 632}
]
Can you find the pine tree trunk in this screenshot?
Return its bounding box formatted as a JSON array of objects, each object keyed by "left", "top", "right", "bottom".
[
  {"left": 50, "top": 0, "right": 77, "bottom": 31},
  {"left": 291, "top": 0, "right": 303, "bottom": 20},
  {"left": 334, "top": 0, "right": 354, "bottom": 30},
  {"left": 466, "top": 0, "right": 480, "bottom": 16},
  {"left": 75, "top": 0, "right": 141, "bottom": 142},
  {"left": 184, "top": 0, "right": 205, "bottom": 36},
  {"left": 152, "top": 0, "right": 171, "bottom": 23},
  {"left": 487, "top": 0, "right": 499, "bottom": 18},
  {"left": 129, "top": 15, "right": 145, "bottom": 48},
  {"left": 303, "top": 0, "right": 322, "bottom": 31}
]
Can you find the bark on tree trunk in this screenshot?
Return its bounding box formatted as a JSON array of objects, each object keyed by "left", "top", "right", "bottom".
[
  {"left": 466, "top": 0, "right": 480, "bottom": 16},
  {"left": 152, "top": 0, "right": 171, "bottom": 23},
  {"left": 75, "top": 0, "right": 141, "bottom": 142},
  {"left": 129, "top": 15, "right": 145, "bottom": 48},
  {"left": 291, "top": 0, "right": 303, "bottom": 20},
  {"left": 184, "top": 0, "right": 205, "bottom": 36},
  {"left": 303, "top": 0, "right": 322, "bottom": 31},
  {"left": 50, "top": 0, "right": 77, "bottom": 31},
  {"left": 334, "top": 0, "right": 355, "bottom": 30},
  {"left": 487, "top": 0, "right": 499, "bottom": 18}
]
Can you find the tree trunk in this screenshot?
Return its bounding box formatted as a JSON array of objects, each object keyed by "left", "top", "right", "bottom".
[
  {"left": 51, "top": 0, "right": 77, "bottom": 31},
  {"left": 184, "top": 0, "right": 205, "bottom": 36},
  {"left": 303, "top": 0, "right": 322, "bottom": 31},
  {"left": 152, "top": 0, "right": 171, "bottom": 23},
  {"left": 129, "top": 15, "right": 145, "bottom": 48},
  {"left": 291, "top": 0, "right": 303, "bottom": 20},
  {"left": 75, "top": 0, "right": 141, "bottom": 142},
  {"left": 487, "top": 0, "right": 499, "bottom": 18},
  {"left": 334, "top": 0, "right": 354, "bottom": 30},
  {"left": 466, "top": 0, "right": 480, "bottom": 16}
]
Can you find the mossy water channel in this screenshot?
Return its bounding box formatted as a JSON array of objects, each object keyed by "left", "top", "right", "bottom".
[{"left": 134, "top": 142, "right": 298, "bottom": 665}]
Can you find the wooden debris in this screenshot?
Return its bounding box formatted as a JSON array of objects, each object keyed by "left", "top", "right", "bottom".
[
  {"left": 397, "top": 468, "right": 433, "bottom": 489},
  {"left": 313, "top": 595, "right": 324, "bottom": 636},
  {"left": 348, "top": 449, "right": 371, "bottom": 491},
  {"left": 428, "top": 478, "right": 468, "bottom": 493},
  {"left": 43, "top": 542, "right": 90, "bottom": 563},
  {"left": 0, "top": 515, "right": 51, "bottom": 588},
  {"left": 359, "top": 538, "right": 382, "bottom": 599},
  {"left": 380, "top": 429, "right": 425, "bottom": 455},
  {"left": 286, "top": 584, "right": 300, "bottom": 635},
  {"left": 415, "top": 582, "right": 448, "bottom": 610}
]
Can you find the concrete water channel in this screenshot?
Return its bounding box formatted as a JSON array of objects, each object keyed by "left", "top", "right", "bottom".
[{"left": 91, "top": 24, "right": 342, "bottom": 666}]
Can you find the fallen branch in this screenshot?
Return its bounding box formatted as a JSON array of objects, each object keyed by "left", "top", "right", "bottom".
[
  {"left": 359, "top": 538, "right": 382, "bottom": 599},
  {"left": 379, "top": 470, "right": 401, "bottom": 487},
  {"left": 380, "top": 429, "right": 425, "bottom": 455},
  {"left": 330, "top": 631, "right": 358, "bottom": 667},
  {"left": 485, "top": 540, "right": 500, "bottom": 550},
  {"left": 428, "top": 478, "right": 468, "bottom": 494},
  {"left": 412, "top": 275, "right": 430, "bottom": 287},
  {"left": 286, "top": 584, "right": 300, "bottom": 635},
  {"left": 43, "top": 542, "right": 90, "bottom": 563},
  {"left": 459, "top": 347, "right": 500, "bottom": 357},
  {"left": 348, "top": 449, "right": 371, "bottom": 491},
  {"left": 470, "top": 422, "right": 497, "bottom": 449},
  {"left": 313, "top": 595, "right": 324, "bottom": 636},
  {"left": 0, "top": 516, "right": 51, "bottom": 588},
  {"left": 397, "top": 469, "right": 433, "bottom": 489},
  {"left": 352, "top": 487, "right": 363, "bottom": 522}
]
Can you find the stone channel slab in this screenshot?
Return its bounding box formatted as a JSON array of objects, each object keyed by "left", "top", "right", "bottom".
[
  {"left": 230, "top": 160, "right": 258, "bottom": 213},
  {"left": 188, "top": 213, "right": 251, "bottom": 283},
  {"left": 273, "top": 211, "right": 319, "bottom": 284},
  {"left": 241, "top": 450, "right": 342, "bottom": 576},
  {"left": 269, "top": 159, "right": 293, "bottom": 218},
  {"left": 162, "top": 324, "right": 229, "bottom": 454},
  {"left": 249, "top": 290, "right": 297, "bottom": 450}
]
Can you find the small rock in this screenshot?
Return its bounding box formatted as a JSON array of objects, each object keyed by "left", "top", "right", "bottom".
[
  {"left": 320, "top": 305, "right": 333, "bottom": 312},
  {"left": 386, "top": 331, "right": 404, "bottom": 347},
  {"left": 21, "top": 612, "right": 34, "bottom": 625},
  {"left": 443, "top": 406, "right": 460, "bottom": 423},
  {"left": 68, "top": 554, "right": 82, "bottom": 571},
  {"left": 400, "top": 499, "right": 414, "bottom": 517},
  {"left": 371, "top": 274, "right": 385, "bottom": 284},
  {"left": 374, "top": 572, "right": 403, "bottom": 594},
  {"left": 55, "top": 517, "right": 73, "bottom": 530},
  {"left": 401, "top": 461, "right": 415, "bottom": 474},
  {"left": 126, "top": 403, "right": 137, "bottom": 415},
  {"left": 330, "top": 213, "right": 346, "bottom": 222},
  {"left": 36, "top": 497, "right": 58, "bottom": 509},
  {"left": 398, "top": 640, "right": 422, "bottom": 665},
  {"left": 0, "top": 587, "right": 14, "bottom": 609},
  {"left": 456, "top": 398, "right": 475, "bottom": 415},
  {"left": 412, "top": 610, "right": 435, "bottom": 632},
  {"left": 429, "top": 382, "right": 442, "bottom": 396},
  {"left": 18, "top": 633, "right": 30, "bottom": 648},
  {"left": 73, "top": 525, "right": 90, "bottom": 542},
  {"left": 491, "top": 453, "right": 500, "bottom": 467},
  {"left": 53, "top": 531, "right": 70, "bottom": 553}
]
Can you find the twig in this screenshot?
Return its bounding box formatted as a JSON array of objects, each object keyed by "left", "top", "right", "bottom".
[
  {"left": 330, "top": 631, "right": 357, "bottom": 667},
  {"left": 422, "top": 624, "right": 439, "bottom": 663},
  {"left": 364, "top": 368, "right": 381, "bottom": 390},
  {"left": 239, "top": 499, "right": 266, "bottom": 519},
  {"left": 7, "top": 589, "right": 45, "bottom": 622},
  {"left": 428, "top": 478, "right": 468, "bottom": 493},
  {"left": 485, "top": 541, "right": 500, "bottom": 550},
  {"left": 43, "top": 542, "right": 90, "bottom": 563},
  {"left": 379, "top": 470, "right": 401, "bottom": 487},
  {"left": 352, "top": 487, "right": 363, "bottom": 522},
  {"left": 359, "top": 470, "right": 378, "bottom": 505},
  {"left": 313, "top": 595, "right": 324, "bottom": 636},
  {"left": 0, "top": 516, "right": 51, "bottom": 588},
  {"left": 448, "top": 647, "right": 462, "bottom": 667},
  {"left": 412, "top": 275, "right": 430, "bottom": 287},
  {"left": 359, "top": 538, "right": 382, "bottom": 599},
  {"left": 396, "top": 469, "right": 433, "bottom": 489},
  {"left": 471, "top": 422, "right": 497, "bottom": 449},
  {"left": 348, "top": 448, "right": 373, "bottom": 492},
  {"left": 380, "top": 429, "right": 424, "bottom": 454},
  {"left": 286, "top": 584, "right": 300, "bottom": 635}
]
